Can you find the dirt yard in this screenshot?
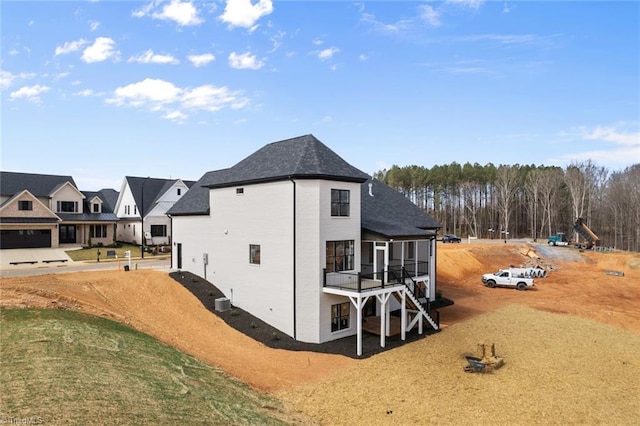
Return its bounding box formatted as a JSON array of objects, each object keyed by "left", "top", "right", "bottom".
[{"left": 1, "top": 242, "right": 640, "bottom": 424}]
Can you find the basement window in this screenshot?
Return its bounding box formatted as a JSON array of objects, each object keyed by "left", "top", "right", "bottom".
[{"left": 331, "top": 302, "right": 350, "bottom": 332}]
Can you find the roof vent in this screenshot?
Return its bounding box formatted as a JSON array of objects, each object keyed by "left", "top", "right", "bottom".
[{"left": 368, "top": 182, "right": 374, "bottom": 197}]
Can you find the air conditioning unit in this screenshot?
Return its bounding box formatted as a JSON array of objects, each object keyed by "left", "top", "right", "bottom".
[{"left": 214, "top": 297, "right": 231, "bottom": 312}]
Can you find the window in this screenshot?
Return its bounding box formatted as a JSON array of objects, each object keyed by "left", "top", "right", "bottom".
[
  {"left": 90, "top": 225, "right": 107, "bottom": 238},
  {"left": 407, "top": 242, "right": 415, "bottom": 259},
  {"left": 92, "top": 203, "right": 100, "bottom": 213},
  {"left": 326, "top": 240, "right": 354, "bottom": 272},
  {"left": 331, "top": 189, "right": 350, "bottom": 216},
  {"left": 151, "top": 225, "right": 167, "bottom": 237},
  {"left": 18, "top": 200, "right": 33, "bottom": 211},
  {"left": 134, "top": 206, "right": 137, "bottom": 215},
  {"left": 249, "top": 244, "right": 261, "bottom": 264},
  {"left": 236, "top": 188, "right": 244, "bottom": 195},
  {"left": 57, "top": 201, "right": 78, "bottom": 212},
  {"left": 177, "top": 188, "right": 182, "bottom": 196},
  {"left": 331, "top": 302, "right": 350, "bottom": 332}
]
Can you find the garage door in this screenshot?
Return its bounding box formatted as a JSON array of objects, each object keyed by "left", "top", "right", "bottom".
[{"left": 0, "top": 229, "right": 52, "bottom": 249}]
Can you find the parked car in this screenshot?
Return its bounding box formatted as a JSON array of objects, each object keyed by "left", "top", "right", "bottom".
[{"left": 442, "top": 234, "right": 462, "bottom": 243}]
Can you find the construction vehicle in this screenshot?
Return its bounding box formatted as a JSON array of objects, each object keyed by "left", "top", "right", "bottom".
[
  {"left": 573, "top": 217, "right": 600, "bottom": 250},
  {"left": 547, "top": 232, "right": 569, "bottom": 246}
]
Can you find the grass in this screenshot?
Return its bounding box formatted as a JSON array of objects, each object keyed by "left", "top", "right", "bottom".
[
  {"left": 65, "top": 244, "right": 147, "bottom": 261},
  {"left": 0, "top": 308, "right": 300, "bottom": 425}
]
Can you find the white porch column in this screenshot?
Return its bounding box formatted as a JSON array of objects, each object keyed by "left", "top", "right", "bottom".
[
  {"left": 400, "top": 289, "right": 406, "bottom": 341},
  {"left": 349, "top": 295, "right": 368, "bottom": 357},
  {"left": 376, "top": 293, "right": 391, "bottom": 348},
  {"left": 430, "top": 237, "right": 437, "bottom": 300},
  {"left": 385, "top": 300, "right": 391, "bottom": 337}
]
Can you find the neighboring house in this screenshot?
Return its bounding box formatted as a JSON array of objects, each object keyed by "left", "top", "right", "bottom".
[
  {"left": 168, "top": 135, "right": 441, "bottom": 356},
  {"left": 114, "top": 176, "right": 195, "bottom": 246},
  {"left": 0, "top": 171, "right": 119, "bottom": 249}
]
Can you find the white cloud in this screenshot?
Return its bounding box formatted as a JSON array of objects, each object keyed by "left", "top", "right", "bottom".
[
  {"left": 89, "top": 20, "right": 100, "bottom": 31},
  {"left": 82, "top": 37, "right": 119, "bottom": 63},
  {"left": 187, "top": 53, "right": 215, "bottom": 67},
  {"left": 359, "top": 54, "right": 368, "bottom": 61},
  {"left": 9, "top": 84, "right": 50, "bottom": 102},
  {"left": 164, "top": 110, "right": 188, "bottom": 122},
  {"left": 8, "top": 49, "right": 19, "bottom": 56},
  {"left": 0, "top": 71, "right": 37, "bottom": 90},
  {"left": 106, "top": 78, "right": 249, "bottom": 121},
  {"left": 446, "top": 0, "right": 485, "bottom": 10},
  {"left": 55, "top": 38, "right": 86, "bottom": 56},
  {"left": 74, "top": 89, "right": 104, "bottom": 97},
  {"left": 133, "top": 0, "right": 203, "bottom": 26},
  {"left": 317, "top": 47, "right": 339, "bottom": 61},
  {"left": 581, "top": 125, "right": 640, "bottom": 147},
  {"left": 0, "top": 71, "right": 16, "bottom": 89},
  {"left": 360, "top": 12, "right": 413, "bottom": 34},
  {"left": 550, "top": 124, "right": 640, "bottom": 168},
  {"left": 228, "top": 51, "right": 264, "bottom": 70},
  {"left": 419, "top": 5, "right": 441, "bottom": 27},
  {"left": 106, "top": 78, "right": 181, "bottom": 107},
  {"left": 220, "top": 0, "right": 273, "bottom": 30},
  {"left": 128, "top": 50, "right": 179, "bottom": 64},
  {"left": 312, "top": 38, "right": 323, "bottom": 46}
]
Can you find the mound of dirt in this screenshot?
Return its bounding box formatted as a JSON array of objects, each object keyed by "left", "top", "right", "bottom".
[{"left": 0, "top": 270, "right": 355, "bottom": 392}]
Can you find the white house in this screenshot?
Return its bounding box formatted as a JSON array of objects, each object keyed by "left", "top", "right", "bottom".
[
  {"left": 114, "top": 176, "right": 195, "bottom": 246},
  {"left": 167, "top": 135, "right": 441, "bottom": 356}
]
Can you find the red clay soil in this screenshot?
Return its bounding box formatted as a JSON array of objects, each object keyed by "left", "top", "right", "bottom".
[
  {"left": 1, "top": 242, "right": 639, "bottom": 393},
  {"left": 437, "top": 242, "right": 640, "bottom": 334}
]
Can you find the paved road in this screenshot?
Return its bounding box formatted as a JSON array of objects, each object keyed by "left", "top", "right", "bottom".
[{"left": 1, "top": 247, "right": 173, "bottom": 277}]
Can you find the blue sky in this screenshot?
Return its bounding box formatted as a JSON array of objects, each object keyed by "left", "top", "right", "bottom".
[{"left": 1, "top": 0, "right": 639, "bottom": 191}]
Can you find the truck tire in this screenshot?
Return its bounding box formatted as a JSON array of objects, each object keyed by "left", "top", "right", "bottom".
[
  {"left": 516, "top": 282, "right": 527, "bottom": 291},
  {"left": 486, "top": 280, "right": 496, "bottom": 288},
  {"left": 548, "top": 241, "right": 555, "bottom": 246}
]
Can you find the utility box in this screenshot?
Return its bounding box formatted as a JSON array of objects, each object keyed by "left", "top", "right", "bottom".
[{"left": 214, "top": 297, "right": 230, "bottom": 312}]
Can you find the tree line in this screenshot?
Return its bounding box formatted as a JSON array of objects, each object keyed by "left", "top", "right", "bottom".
[{"left": 373, "top": 161, "right": 639, "bottom": 252}]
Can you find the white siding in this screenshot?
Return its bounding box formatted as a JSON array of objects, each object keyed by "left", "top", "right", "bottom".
[{"left": 171, "top": 178, "right": 365, "bottom": 344}]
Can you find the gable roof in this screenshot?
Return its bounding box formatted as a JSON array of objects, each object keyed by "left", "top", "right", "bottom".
[
  {"left": 0, "top": 171, "right": 78, "bottom": 197},
  {"left": 361, "top": 179, "right": 439, "bottom": 238},
  {"left": 203, "top": 134, "right": 370, "bottom": 189},
  {"left": 125, "top": 177, "right": 196, "bottom": 217},
  {"left": 82, "top": 190, "right": 117, "bottom": 214},
  {"left": 166, "top": 170, "right": 229, "bottom": 216},
  {"left": 97, "top": 188, "right": 119, "bottom": 212}
]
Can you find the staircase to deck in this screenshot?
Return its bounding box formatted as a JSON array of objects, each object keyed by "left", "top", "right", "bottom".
[{"left": 390, "top": 269, "right": 439, "bottom": 332}]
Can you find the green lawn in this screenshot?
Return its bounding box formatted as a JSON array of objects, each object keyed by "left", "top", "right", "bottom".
[
  {"left": 65, "top": 244, "right": 146, "bottom": 261},
  {"left": 0, "top": 308, "right": 301, "bottom": 425}
]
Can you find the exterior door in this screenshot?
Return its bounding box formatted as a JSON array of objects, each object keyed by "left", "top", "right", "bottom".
[{"left": 59, "top": 225, "right": 76, "bottom": 244}]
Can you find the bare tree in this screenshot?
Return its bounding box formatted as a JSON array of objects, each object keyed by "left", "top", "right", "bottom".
[{"left": 495, "top": 165, "right": 519, "bottom": 240}]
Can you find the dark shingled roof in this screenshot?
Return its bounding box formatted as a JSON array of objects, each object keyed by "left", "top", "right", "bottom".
[
  {"left": 361, "top": 179, "right": 439, "bottom": 238},
  {"left": 168, "top": 135, "right": 440, "bottom": 238},
  {"left": 82, "top": 190, "right": 119, "bottom": 214},
  {"left": 203, "top": 134, "right": 370, "bottom": 188},
  {"left": 0, "top": 171, "right": 77, "bottom": 197},
  {"left": 126, "top": 177, "right": 197, "bottom": 217},
  {"left": 167, "top": 170, "right": 229, "bottom": 216}
]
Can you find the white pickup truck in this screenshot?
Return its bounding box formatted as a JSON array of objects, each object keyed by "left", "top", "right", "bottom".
[{"left": 482, "top": 269, "right": 535, "bottom": 291}]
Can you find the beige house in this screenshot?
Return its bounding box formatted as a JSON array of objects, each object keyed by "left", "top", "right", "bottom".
[{"left": 0, "top": 171, "right": 119, "bottom": 249}]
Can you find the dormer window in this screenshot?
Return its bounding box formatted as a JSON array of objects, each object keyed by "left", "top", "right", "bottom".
[
  {"left": 57, "top": 201, "right": 78, "bottom": 213},
  {"left": 93, "top": 203, "right": 100, "bottom": 213},
  {"left": 331, "top": 189, "right": 350, "bottom": 217},
  {"left": 177, "top": 188, "right": 182, "bottom": 196}
]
